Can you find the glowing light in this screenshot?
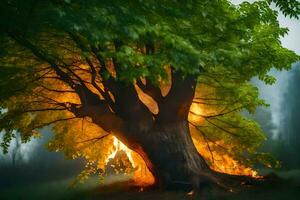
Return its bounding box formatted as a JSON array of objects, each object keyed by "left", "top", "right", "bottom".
[
  {"left": 191, "top": 103, "right": 202, "bottom": 115},
  {"left": 189, "top": 103, "right": 205, "bottom": 123},
  {"left": 105, "top": 136, "right": 136, "bottom": 168},
  {"left": 192, "top": 139, "right": 259, "bottom": 178},
  {"left": 188, "top": 102, "right": 259, "bottom": 178},
  {"left": 105, "top": 136, "right": 155, "bottom": 186}
]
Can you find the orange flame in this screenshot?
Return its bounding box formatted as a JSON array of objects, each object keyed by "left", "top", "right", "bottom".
[
  {"left": 193, "top": 139, "right": 259, "bottom": 177},
  {"left": 105, "top": 136, "right": 155, "bottom": 185},
  {"left": 189, "top": 103, "right": 259, "bottom": 178},
  {"left": 105, "top": 136, "right": 136, "bottom": 168}
]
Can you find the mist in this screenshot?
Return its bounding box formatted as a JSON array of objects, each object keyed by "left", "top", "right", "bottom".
[{"left": 0, "top": 130, "right": 85, "bottom": 188}]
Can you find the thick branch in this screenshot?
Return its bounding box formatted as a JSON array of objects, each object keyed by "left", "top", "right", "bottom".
[
  {"left": 75, "top": 133, "right": 111, "bottom": 144},
  {"left": 157, "top": 68, "right": 197, "bottom": 123},
  {"left": 68, "top": 32, "right": 116, "bottom": 111},
  {"left": 136, "top": 78, "right": 163, "bottom": 104}
]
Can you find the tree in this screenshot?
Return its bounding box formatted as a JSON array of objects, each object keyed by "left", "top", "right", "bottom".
[
  {"left": 11, "top": 132, "right": 22, "bottom": 167},
  {"left": 0, "top": 0, "right": 299, "bottom": 190},
  {"left": 278, "top": 62, "right": 300, "bottom": 169}
]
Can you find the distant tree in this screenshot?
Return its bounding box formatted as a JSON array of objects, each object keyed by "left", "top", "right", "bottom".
[
  {"left": 11, "top": 132, "right": 22, "bottom": 167},
  {"left": 253, "top": 107, "right": 276, "bottom": 137},
  {"left": 0, "top": 0, "right": 299, "bottom": 190},
  {"left": 279, "top": 62, "right": 300, "bottom": 168}
]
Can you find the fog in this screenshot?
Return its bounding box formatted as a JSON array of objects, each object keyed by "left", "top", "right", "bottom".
[{"left": 0, "top": 129, "right": 85, "bottom": 189}]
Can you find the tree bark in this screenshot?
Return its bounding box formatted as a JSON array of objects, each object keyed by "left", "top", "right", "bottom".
[{"left": 136, "top": 120, "right": 211, "bottom": 188}]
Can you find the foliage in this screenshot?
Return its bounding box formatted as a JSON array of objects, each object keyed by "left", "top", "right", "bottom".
[{"left": 268, "top": 0, "right": 300, "bottom": 19}]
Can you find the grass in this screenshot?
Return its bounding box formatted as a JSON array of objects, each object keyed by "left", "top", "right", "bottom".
[{"left": 0, "top": 171, "right": 300, "bottom": 200}]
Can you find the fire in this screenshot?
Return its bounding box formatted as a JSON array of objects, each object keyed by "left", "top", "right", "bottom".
[
  {"left": 189, "top": 103, "right": 260, "bottom": 178},
  {"left": 105, "top": 136, "right": 155, "bottom": 185},
  {"left": 193, "top": 139, "right": 259, "bottom": 177},
  {"left": 189, "top": 103, "right": 205, "bottom": 123},
  {"left": 105, "top": 136, "right": 136, "bottom": 168}
]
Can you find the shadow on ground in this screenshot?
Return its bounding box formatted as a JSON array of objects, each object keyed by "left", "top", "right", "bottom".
[{"left": 1, "top": 171, "right": 300, "bottom": 200}]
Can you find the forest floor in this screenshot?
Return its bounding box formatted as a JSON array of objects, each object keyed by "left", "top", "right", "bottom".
[{"left": 0, "top": 170, "right": 300, "bottom": 200}]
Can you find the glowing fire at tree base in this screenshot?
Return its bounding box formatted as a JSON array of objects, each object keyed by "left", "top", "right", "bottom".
[
  {"left": 104, "top": 136, "right": 259, "bottom": 186},
  {"left": 105, "top": 136, "right": 155, "bottom": 186}
]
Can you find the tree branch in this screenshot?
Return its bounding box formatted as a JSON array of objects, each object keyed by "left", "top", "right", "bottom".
[
  {"left": 136, "top": 78, "right": 163, "bottom": 104},
  {"left": 157, "top": 68, "right": 197, "bottom": 122},
  {"left": 67, "top": 32, "right": 116, "bottom": 111},
  {"left": 7, "top": 31, "right": 124, "bottom": 134},
  {"left": 22, "top": 108, "right": 68, "bottom": 113},
  {"left": 75, "top": 133, "right": 111, "bottom": 144},
  {"left": 205, "top": 118, "right": 240, "bottom": 137},
  {"left": 33, "top": 117, "right": 78, "bottom": 129}
]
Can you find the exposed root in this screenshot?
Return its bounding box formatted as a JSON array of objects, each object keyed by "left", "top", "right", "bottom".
[{"left": 192, "top": 169, "right": 268, "bottom": 194}]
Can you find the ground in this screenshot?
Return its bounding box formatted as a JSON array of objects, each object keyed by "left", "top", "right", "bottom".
[{"left": 0, "top": 170, "right": 300, "bottom": 200}]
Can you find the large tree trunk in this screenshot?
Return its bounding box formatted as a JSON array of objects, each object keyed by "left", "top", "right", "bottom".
[
  {"left": 117, "top": 119, "right": 257, "bottom": 191},
  {"left": 110, "top": 117, "right": 228, "bottom": 191},
  {"left": 135, "top": 120, "right": 210, "bottom": 188}
]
